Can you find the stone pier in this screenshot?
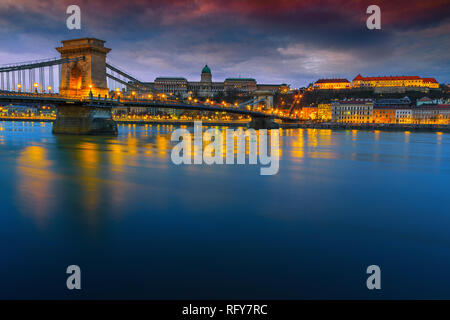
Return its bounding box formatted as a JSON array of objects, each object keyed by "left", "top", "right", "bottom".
[
  {"left": 52, "top": 105, "right": 118, "bottom": 135},
  {"left": 248, "top": 117, "right": 280, "bottom": 130}
]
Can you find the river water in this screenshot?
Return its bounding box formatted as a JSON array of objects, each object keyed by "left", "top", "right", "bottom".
[{"left": 1, "top": 121, "right": 450, "bottom": 299}]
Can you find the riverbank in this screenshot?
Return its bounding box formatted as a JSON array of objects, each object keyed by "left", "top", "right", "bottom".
[
  {"left": 115, "top": 119, "right": 249, "bottom": 127},
  {"left": 1, "top": 117, "right": 449, "bottom": 132},
  {"left": 283, "top": 122, "right": 450, "bottom": 133},
  {"left": 0, "top": 117, "right": 249, "bottom": 127},
  {"left": 0, "top": 117, "right": 54, "bottom": 122}
]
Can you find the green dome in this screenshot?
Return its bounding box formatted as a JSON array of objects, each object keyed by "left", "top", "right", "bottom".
[{"left": 202, "top": 65, "right": 211, "bottom": 74}]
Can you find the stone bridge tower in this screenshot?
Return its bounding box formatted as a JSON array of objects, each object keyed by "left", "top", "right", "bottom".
[
  {"left": 52, "top": 38, "right": 117, "bottom": 135},
  {"left": 253, "top": 90, "right": 274, "bottom": 109},
  {"left": 57, "top": 38, "right": 111, "bottom": 98}
]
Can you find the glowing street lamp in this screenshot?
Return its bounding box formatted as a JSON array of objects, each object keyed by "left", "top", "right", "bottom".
[
  {"left": 88, "top": 84, "right": 93, "bottom": 98},
  {"left": 48, "top": 86, "right": 52, "bottom": 93},
  {"left": 17, "top": 84, "right": 22, "bottom": 93},
  {"left": 33, "top": 83, "right": 38, "bottom": 93}
]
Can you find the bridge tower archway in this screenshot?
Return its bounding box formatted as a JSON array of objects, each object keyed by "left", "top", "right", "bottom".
[
  {"left": 253, "top": 90, "right": 274, "bottom": 110},
  {"left": 56, "top": 38, "right": 111, "bottom": 98},
  {"left": 69, "top": 64, "right": 82, "bottom": 92}
]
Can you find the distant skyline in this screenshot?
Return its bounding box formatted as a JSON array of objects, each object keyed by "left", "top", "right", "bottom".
[{"left": 0, "top": 0, "right": 449, "bottom": 87}]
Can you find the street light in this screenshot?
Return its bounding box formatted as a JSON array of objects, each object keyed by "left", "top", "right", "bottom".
[
  {"left": 34, "top": 83, "right": 38, "bottom": 93},
  {"left": 48, "top": 86, "right": 52, "bottom": 93},
  {"left": 17, "top": 84, "right": 22, "bottom": 93}
]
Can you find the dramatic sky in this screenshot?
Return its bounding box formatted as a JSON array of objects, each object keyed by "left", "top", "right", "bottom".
[{"left": 0, "top": 0, "right": 449, "bottom": 87}]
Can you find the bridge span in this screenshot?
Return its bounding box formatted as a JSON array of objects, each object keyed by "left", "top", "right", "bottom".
[{"left": 0, "top": 38, "right": 297, "bottom": 134}]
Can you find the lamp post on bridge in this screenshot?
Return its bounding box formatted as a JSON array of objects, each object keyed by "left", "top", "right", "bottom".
[
  {"left": 48, "top": 86, "right": 52, "bottom": 94},
  {"left": 17, "top": 84, "right": 22, "bottom": 93},
  {"left": 34, "top": 83, "right": 38, "bottom": 94}
]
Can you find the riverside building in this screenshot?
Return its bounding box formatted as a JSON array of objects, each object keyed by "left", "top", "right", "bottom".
[{"left": 332, "top": 99, "right": 374, "bottom": 123}]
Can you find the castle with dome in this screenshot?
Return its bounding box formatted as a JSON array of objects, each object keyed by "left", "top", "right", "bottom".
[{"left": 146, "top": 65, "right": 287, "bottom": 98}]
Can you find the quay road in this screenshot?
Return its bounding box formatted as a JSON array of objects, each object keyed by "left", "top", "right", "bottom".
[
  {"left": 0, "top": 116, "right": 252, "bottom": 127},
  {"left": 293, "top": 122, "right": 450, "bottom": 133},
  {"left": 2, "top": 115, "right": 449, "bottom": 132}
]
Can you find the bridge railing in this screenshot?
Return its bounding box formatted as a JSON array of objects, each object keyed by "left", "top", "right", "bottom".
[{"left": 0, "top": 57, "right": 60, "bottom": 69}]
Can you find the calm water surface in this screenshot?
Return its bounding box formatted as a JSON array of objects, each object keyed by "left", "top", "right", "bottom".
[{"left": 1, "top": 121, "right": 450, "bottom": 299}]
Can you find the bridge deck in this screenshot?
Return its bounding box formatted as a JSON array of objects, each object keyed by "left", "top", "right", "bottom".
[{"left": 0, "top": 91, "right": 297, "bottom": 121}]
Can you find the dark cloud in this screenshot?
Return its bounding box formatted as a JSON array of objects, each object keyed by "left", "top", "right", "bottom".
[{"left": 0, "top": 0, "right": 449, "bottom": 86}]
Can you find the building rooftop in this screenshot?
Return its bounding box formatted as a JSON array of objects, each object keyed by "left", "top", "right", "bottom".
[
  {"left": 376, "top": 97, "right": 411, "bottom": 105},
  {"left": 201, "top": 65, "right": 211, "bottom": 74},
  {"left": 225, "top": 78, "right": 256, "bottom": 82},
  {"left": 338, "top": 99, "right": 373, "bottom": 104},
  {"left": 414, "top": 104, "right": 450, "bottom": 109},
  {"left": 353, "top": 74, "right": 437, "bottom": 82},
  {"left": 374, "top": 105, "right": 412, "bottom": 109},
  {"left": 315, "top": 78, "right": 350, "bottom": 83},
  {"left": 155, "top": 77, "right": 187, "bottom": 81},
  {"left": 422, "top": 78, "right": 438, "bottom": 83}
]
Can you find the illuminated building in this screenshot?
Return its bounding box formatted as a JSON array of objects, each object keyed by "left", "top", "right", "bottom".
[
  {"left": 412, "top": 104, "right": 450, "bottom": 124},
  {"left": 146, "top": 65, "right": 287, "bottom": 98},
  {"left": 372, "top": 97, "right": 412, "bottom": 123},
  {"left": 372, "top": 106, "right": 413, "bottom": 124},
  {"left": 373, "top": 106, "right": 396, "bottom": 123},
  {"left": 332, "top": 99, "right": 373, "bottom": 123},
  {"left": 299, "top": 106, "right": 318, "bottom": 120},
  {"left": 314, "top": 78, "right": 351, "bottom": 90},
  {"left": 318, "top": 103, "right": 332, "bottom": 121},
  {"left": 352, "top": 74, "right": 439, "bottom": 89},
  {"left": 224, "top": 78, "right": 258, "bottom": 93},
  {"left": 395, "top": 108, "right": 413, "bottom": 124}
]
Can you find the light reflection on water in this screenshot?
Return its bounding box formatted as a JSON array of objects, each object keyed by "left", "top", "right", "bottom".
[{"left": 1, "top": 121, "right": 450, "bottom": 299}]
